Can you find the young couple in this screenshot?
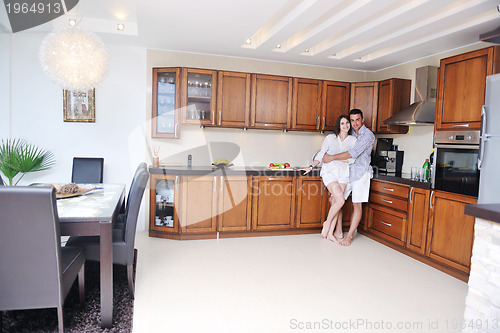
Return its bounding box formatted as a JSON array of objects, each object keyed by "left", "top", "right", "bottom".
[{"left": 301, "top": 109, "right": 375, "bottom": 246}]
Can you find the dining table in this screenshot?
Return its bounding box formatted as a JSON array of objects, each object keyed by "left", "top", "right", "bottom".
[{"left": 56, "top": 183, "right": 125, "bottom": 328}]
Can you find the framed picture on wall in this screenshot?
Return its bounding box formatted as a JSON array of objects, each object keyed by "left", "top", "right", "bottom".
[{"left": 63, "top": 89, "right": 95, "bottom": 122}]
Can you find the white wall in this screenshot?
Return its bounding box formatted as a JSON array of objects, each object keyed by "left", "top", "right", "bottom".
[
  {"left": 3, "top": 33, "right": 148, "bottom": 229},
  {"left": 0, "top": 34, "right": 10, "bottom": 138}
]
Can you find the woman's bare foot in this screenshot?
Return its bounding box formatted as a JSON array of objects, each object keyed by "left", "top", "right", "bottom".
[
  {"left": 334, "top": 231, "right": 344, "bottom": 240},
  {"left": 321, "top": 221, "right": 331, "bottom": 239},
  {"left": 327, "top": 233, "right": 340, "bottom": 244},
  {"left": 340, "top": 235, "right": 353, "bottom": 246}
]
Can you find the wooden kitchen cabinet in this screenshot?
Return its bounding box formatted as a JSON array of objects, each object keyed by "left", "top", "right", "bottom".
[
  {"left": 180, "top": 175, "right": 218, "bottom": 233},
  {"left": 250, "top": 74, "right": 292, "bottom": 129},
  {"left": 152, "top": 67, "right": 181, "bottom": 138},
  {"left": 215, "top": 71, "right": 251, "bottom": 128},
  {"left": 376, "top": 78, "right": 411, "bottom": 134},
  {"left": 149, "top": 174, "right": 181, "bottom": 235},
  {"left": 295, "top": 177, "right": 328, "bottom": 229},
  {"left": 218, "top": 176, "right": 252, "bottom": 232},
  {"left": 321, "top": 80, "right": 351, "bottom": 132},
  {"left": 426, "top": 190, "right": 477, "bottom": 273},
  {"left": 350, "top": 82, "right": 378, "bottom": 132},
  {"left": 406, "top": 187, "right": 430, "bottom": 255},
  {"left": 435, "top": 46, "right": 500, "bottom": 131},
  {"left": 181, "top": 68, "right": 217, "bottom": 126},
  {"left": 291, "top": 78, "right": 322, "bottom": 131},
  {"left": 251, "top": 176, "right": 296, "bottom": 230}
]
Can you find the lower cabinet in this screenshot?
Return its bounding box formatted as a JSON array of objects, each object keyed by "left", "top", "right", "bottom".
[
  {"left": 149, "top": 174, "right": 180, "bottom": 235},
  {"left": 426, "top": 190, "right": 477, "bottom": 273},
  {"left": 217, "top": 176, "right": 252, "bottom": 232},
  {"left": 180, "top": 175, "right": 218, "bottom": 233},
  {"left": 406, "top": 187, "right": 430, "bottom": 254},
  {"left": 368, "top": 204, "right": 407, "bottom": 246},
  {"left": 251, "top": 176, "right": 296, "bottom": 230},
  {"left": 295, "top": 177, "right": 328, "bottom": 229}
]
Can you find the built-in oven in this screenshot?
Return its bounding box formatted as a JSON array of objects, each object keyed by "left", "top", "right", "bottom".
[{"left": 432, "top": 130, "right": 480, "bottom": 197}]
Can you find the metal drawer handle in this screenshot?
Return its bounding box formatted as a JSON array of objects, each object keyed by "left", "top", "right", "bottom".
[
  {"left": 382, "top": 199, "right": 393, "bottom": 204},
  {"left": 268, "top": 177, "right": 282, "bottom": 181},
  {"left": 317, "top": 116, "right": 320, "bottom": 130},
  {"left": 383, "top": 187, "right": 394, "bottom": 191},
  {"left": 212, "top": 110, "right": 215, "bottom": 125},
  {"left": 219, "top": 110, "right": 222, "bottom": 126},
  {"left": 452, "top": 124, "right": 469, "bottom": 127},
  {"left": 380, "top": 221, "right": 392, "bottom": 227},
  {"left": 264, "top": 123, "right": 278, "bottom": 127},
  {"left": 409, "top": 187, "right": 413, "bottom": 204},
  {"left": 213, "top": 176, "right": 217, "bottom": 192}
]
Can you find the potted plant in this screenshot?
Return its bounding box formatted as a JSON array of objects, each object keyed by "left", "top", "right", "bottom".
[{"left": 0, "top": 138, "right": 55, "bottom": 186}]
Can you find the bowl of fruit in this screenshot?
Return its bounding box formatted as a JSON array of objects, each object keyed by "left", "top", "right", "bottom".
[{"left": 268, "top": 162, "right": 291, "bottom": 169}]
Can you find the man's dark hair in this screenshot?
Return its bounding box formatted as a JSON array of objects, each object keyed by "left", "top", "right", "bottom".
[
  {"left": 334, "top": 115, "right": 352, "bottom": 136},
  {"left": 349, "top": 108, "right": 364, "bottom": 118}
]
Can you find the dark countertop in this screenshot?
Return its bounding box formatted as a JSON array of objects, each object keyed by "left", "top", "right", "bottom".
[
  {"left": 149, "top": 166, "right": 431, "bottom": 189},
  {"left": 465, "top": 204, "right": 500, "bottom": 224}
]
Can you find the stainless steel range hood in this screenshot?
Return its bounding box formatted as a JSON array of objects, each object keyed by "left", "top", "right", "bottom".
[{"left": 383, "top": 66, "right": 438, "bottom": 126}]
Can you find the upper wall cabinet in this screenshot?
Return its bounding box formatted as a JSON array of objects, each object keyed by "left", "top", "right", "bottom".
[
  {"left": 291, "top": 78, "right": 322, "bottom": 131},
  {"left": 435, "top": 46, "right": 500, "bottom": 131},
  {"left": 377, "top": 78, "right": 411, "bottom": 134},
  {"left": 152, "top": 68, "right": 181, "bottom": 138},
  {"left": 181, "top": 68, "right": 217, "bottom": 126},
  {"left": 215, "top": 71, "right": 251, "bottom": 128},
  {"left": 321, "top": 80, "right": 351, "bottom": 132},
  {"left": 250, "top": 74, "right": 292, "bottom": 129},
  {"left": 350, "top": 82, "right": 378, "bottom": 133}
]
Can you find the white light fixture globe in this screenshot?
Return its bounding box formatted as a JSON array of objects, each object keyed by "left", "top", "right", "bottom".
[{"left": 39, "top": 26, "right": 110, "bottom": 91}]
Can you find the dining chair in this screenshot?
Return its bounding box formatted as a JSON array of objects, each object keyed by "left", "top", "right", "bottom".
[
  {"left": 0, "top": 186, "right": 86, "bottom": 333},
  {"left": 71, "top": 157, "right": 104, "bottom": 183},
  {"left": 116, "top": 162, "right": 148, "bottom": 229},
  {"left": 66, "top": 168, "right": 149, "bottom": 299}
]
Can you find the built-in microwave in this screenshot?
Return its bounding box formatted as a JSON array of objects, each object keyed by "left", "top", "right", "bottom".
[{"left": 432, "top": 130, "right": 480, "bottom": 197}]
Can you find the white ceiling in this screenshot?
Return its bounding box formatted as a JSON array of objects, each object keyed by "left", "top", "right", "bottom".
[{"left": 1, "top": 0, "right": 500, "bottom": 71}]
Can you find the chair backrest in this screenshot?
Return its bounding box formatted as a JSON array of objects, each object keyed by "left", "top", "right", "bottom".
[
  {"left": 0, "top": 177, "right": 4, "bottom": 185},
  {"left": 125, "top": 162, "right": 147, "bottom": 213},
  {"left": 71, "top": 157, "right": 104, "bottom": 183},
  {"left": 123, "top": 168, "right": 149, "bottom": 261},
  {"left": 0, "top": 186, "right": 64, "bottom": 310}
]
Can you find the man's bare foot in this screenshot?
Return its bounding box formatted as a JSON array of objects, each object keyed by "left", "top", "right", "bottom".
[
  {"left": 321, "top": 221, "right": 331, "bottom": 239},
  {"left": 340, "top": 235, "right": 352, "bottom": 246},
  {"left": 327, "top": 233, "right": 340, "bottom": 244},
  {"left": 334, "top": 231, "right": 344, "bottom": 240}
]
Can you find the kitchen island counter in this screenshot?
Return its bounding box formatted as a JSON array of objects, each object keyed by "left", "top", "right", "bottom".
[
  {"left": 149, "top": 165, "right": 322, "bottom": 177},
  {"left": 465, "top": 203, "right": 500, "bottom": 224}
]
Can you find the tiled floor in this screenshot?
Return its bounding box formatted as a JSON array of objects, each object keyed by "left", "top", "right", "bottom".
[{"left": 132, "top": 232, "right": 467, "bottom": 333}]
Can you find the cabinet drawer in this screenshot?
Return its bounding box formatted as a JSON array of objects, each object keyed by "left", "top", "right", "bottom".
[
  {"left": 371, "top": 180, "right": 409, "bottom": 199},
  {"left": 370, "top": 192, "right": 408, "bottom": 212},
  {"left": 370, "top": 207, "right": 404, "bottom": 242}
]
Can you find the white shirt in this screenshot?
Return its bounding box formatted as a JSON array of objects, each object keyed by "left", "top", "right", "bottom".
[{"left": 314, "top": 134, "right": 357, "bottom": 183}]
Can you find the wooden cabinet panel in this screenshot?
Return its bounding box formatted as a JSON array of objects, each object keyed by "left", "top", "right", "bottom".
[
  {"left": 321, "top": 80, "right": 351, "bottom": 131},
  {"left": 152, "top": 68, "right": 181, "bottom": 138},
  {"left": 216, "top": 71, "right": 250, "bottom": 128},
  {"left": 180, "top": 176, "right": 218, "bottom": 233},
  {"left": 377, "top": 78, "right": 410, "bottom": 134},
  {"left": 296, "top": 177, "right": 328, "bottom": 228},
  {"left": 292, "top": 78, "right": 322, "bottom": 130},
  {"left": 350, "top": 82, "right": 378, "bottom": 132},
  {"left": 251, "top": 176, "right": 296, "bottom": 230},
  {"left": 406, "top": 187, "right": 430, "bottom": 254},
  {"left": 250, "top": 74, "right": 292, "bottom": 129},
  {"left": 369, "top": 205, "right": 406, "bottom": 246},
  {"left": 218, "top": 176, "right": 252, "bottom": 232},
  {"left": 370, "top": 192, "right": 408, "bottom": 212},
  {"left": 435, "top": 46, "right": 500, "bottom": 130},
  {"left": 426, "top": 191, "right": 477, "bottom": 273},
  {"left": 370, "top": 180, "right": 409, "bottom": 199}
]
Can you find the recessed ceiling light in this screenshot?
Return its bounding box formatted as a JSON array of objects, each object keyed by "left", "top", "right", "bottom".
[
  {"left": 276, "top": 44, "right": 281, "bottom": 49},
  {"left": 245, "top": 38, "right": 252, "bottom": 45},
  {"left": 117, "top": 23, "right": 125, "bottom": 31},
  {"left": 304, "top": 49, "right": 310, "bottom": 52},
  {"left": 68, "top": 19, "right": 76, "bottom": 26}
]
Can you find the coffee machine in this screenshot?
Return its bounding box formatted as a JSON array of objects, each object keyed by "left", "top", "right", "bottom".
[{"left": 374, "top": 138, "right": 404, "bottom": 173}]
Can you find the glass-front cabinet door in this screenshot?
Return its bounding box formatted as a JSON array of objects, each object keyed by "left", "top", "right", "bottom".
[
  {"left": 152, "top": 68, "right": 180, "bottom": 138},
  {"left": 181, "top": 68, "right": 217, "bottom": 125},
  {"left": 150, "top": 174, "right": 180, "bottom": 234}
]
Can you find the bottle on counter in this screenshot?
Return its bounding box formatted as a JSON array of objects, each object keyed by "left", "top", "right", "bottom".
[{"left": 422, "top": 158, "right": 431, "bottom": 182}]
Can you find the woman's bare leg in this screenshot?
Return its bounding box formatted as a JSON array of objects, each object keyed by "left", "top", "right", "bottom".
[{"left": 325, "top": 182, "right": 346, "bottom": 243}]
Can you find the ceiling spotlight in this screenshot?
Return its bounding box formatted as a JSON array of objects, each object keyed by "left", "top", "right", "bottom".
[
  {"left": 68, "top": 19, "right": 76, "bottom": 26},
  {"left": 276, "top": 44, "right": 281, "bottom": 49},
  {"left": 117, "top": 23, "right": 125, "bottom": 31},
  {"left": 304, "top": 49, "right": 310, "bottom": 53},
  {"left": 245, "top": 38, "right": 252, "bottom": 45}
]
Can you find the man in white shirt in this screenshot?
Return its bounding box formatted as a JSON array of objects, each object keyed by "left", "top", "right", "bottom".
[{"left": 322, "top": 109, "right": 375, "bottom": 246}]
